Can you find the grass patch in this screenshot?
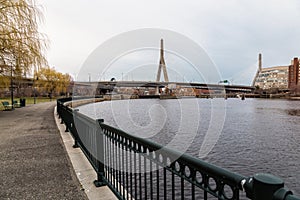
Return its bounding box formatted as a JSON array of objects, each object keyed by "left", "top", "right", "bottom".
[{"left": 0, "top": 97, "right": 56, "bottom": 111}]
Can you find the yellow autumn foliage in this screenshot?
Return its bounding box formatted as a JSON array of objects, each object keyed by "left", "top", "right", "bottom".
[{"left": 0, "top": 0, "right": 48, "bottom": 80}]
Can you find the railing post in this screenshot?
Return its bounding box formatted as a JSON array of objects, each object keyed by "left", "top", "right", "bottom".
[
  {"left": 252, "top": 173, "right": 284, "bottom": 200},
  {"left": 72, "top": 109, "right": 79, "bottom": 148},
  {"left": 57, "top": 101, "right": 61, "bottom": 118},
  {"left": 60, "top": 105, "right": 64, "bottom": 124},
  {"left": 94, "top": 119, "right": 106, "bottom": 187},
  {"left": 64, "top": 106, "right": 70, "bottom": 132}
]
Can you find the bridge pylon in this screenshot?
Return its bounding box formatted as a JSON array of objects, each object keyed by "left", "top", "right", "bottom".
[
  {"left": 156, "top": 39, "right": 169, "bottom": 82},
  {"left": 252, "top": 53, "right": 262, "bottom": 87}
]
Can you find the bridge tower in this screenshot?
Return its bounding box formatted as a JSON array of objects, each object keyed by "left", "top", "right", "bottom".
[
  {"left": 252, "top": 53, "right": 262, "bottom": 87},
  {"left": 156, "top": 39, "right": 169, "bottom": 82}
]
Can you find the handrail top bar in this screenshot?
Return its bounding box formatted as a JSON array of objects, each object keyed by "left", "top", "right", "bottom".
[
  {"left": 100, "top": 123, "right": 246, "bottom": 187},
  {"left": 72, "top": 108, "right": 99, "bottom": 125}
]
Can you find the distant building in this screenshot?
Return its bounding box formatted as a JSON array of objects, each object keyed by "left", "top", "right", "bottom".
[
  {"left": 288, "top": 57, "right": 300, "bottom": 90},
  {"left": 254, "top": 66, "right": 289, "bottom": 89}
]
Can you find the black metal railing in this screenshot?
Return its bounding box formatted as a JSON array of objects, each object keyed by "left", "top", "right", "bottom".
[{"left": 57, "top": 97, "right": 300, "bottom": 200}]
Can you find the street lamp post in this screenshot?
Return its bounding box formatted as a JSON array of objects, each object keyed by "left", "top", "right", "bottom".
[
  {"left": 33, "top": 74, "right": 37, "bottom": 104},
  {"left": 10, "top": 65, "right": 14, "bottom": 110},
  {"left": 33, "top": 67, "right": 38, "bottom": 104},
  {"left": 34, "top": 86, "right": 36, "bottom": 104}
]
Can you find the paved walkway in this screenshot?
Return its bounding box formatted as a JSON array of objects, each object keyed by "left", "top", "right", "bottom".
[{"left": 0, "top": 102, "right": 87, "bottom": 199}]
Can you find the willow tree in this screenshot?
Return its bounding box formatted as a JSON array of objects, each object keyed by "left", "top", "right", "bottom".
[
  {"left": 0, "top": 0, "right": 48, "bottom": 95},
  {"left": 35, "top": 67, "right": 72, "bottom": 98}
]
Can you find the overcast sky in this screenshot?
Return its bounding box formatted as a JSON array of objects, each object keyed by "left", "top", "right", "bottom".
[{"left": 39, "top": 0, "right": 300, "bottom": 85}]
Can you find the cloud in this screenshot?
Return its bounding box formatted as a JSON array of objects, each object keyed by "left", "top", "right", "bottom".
[{"left": 40, "top": 0, "right": 300, "bottom": 84}]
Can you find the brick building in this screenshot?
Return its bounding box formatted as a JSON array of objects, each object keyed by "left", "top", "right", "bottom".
[{"left": 288, "top": 57, "right": 300, "bottom": 90}]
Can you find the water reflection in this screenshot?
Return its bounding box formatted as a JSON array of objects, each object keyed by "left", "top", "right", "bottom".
[{"left": 286, "top": 109, "right": 300, "bottom": 116}]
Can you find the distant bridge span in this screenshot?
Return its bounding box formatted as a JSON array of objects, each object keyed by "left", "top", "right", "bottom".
[{"left": 75, "top": 81, "right": 255, "bottom": 93}]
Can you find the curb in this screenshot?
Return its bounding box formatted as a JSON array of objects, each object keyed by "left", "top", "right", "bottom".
[{"left": 54, "top": 106, "right": 117, "bottom": 200}]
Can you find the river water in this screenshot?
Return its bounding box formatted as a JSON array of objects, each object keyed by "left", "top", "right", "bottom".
[{"left": 78, "top": 98, "right": 300, "bottom": 195}]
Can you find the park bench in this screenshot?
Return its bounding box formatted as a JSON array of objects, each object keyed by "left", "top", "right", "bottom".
[
  {"left": 13, "top": 100, "right": 21, "bottom": 108},
  {"left": 1, "top": 101, "right": 13, "bottom": 111}
]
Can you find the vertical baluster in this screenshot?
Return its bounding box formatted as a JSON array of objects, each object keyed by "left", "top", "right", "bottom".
[
  {"left": 104, "top": 131, "right": 107, "bottom": 182},
  {"left": 118, "top": 136, "right": 120, "bottom": 193},
  {"left": 109, "top": 132, "right": 112, "bottom": 185},
  {"left": 164, "top": 168, "right": 167, "bottom": 200},
  {"left": 134, "top": 144, "right": 137, "bottom": 200},
  {"left": 107, "top": 132, "right": 110, "bottom": 184},
  {"left": 150, "top": 158, "right": 153, "bottom": 200},
  {"left": 118, "top": 136, "right": 121, "bottom": 196},
  {"left": 139, "top": 145, "right": 142, "bottom": 199},
  {"left": 204, "top": 190, "right": 207, "bottom": 200},
  {"left": 144, "top": 151, "right": 147, "bottom": 199},
  {"left": 156, "top": 162, "right": 159, "bottom": 200},
  {"left": 181, "top": 177, "right": 184, "bottom": 200},
  {"left": 204, "top": 175, "right": 207, "bottom": 200},
  {"left": 113, "top": 135, "right": 116, "bottom": 190},
  {"left": 129, "top": 141, "right": 133, "bottom": 199},
  {"left": 106, "top": 132, "right": 108, "bottom": 182},
  {"left": 234, "top": 188, "right": 239, "bottom": 200},
  {"left": 192, "top": 182, "right": 195, "bottom": 200},
  {"left": 109, "top": 134, "right": 111, "bottom": 187},
  {"left": 111, "top": 134, "right": 114, "bottom": 188},
  {"left": 125, "top": 138, "right": 129, "bottom": 200},
  {"left": 172, "top": 172, "right": 175, "bottom": 200},
  {"left": 115, "top": 135, "right": 118, "bottom": 193},
  {"left": 122, "top": 137, "right": 125, "bottom": 198}
]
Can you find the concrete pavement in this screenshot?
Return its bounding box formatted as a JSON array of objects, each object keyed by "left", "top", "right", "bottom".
[{"left": 0, "top": 102, "right": 87, "bottom": 199}]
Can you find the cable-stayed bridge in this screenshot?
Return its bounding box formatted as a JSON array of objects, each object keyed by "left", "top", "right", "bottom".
[{"left": 74, "top": 39, "right": 254, "bottom": 96}]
